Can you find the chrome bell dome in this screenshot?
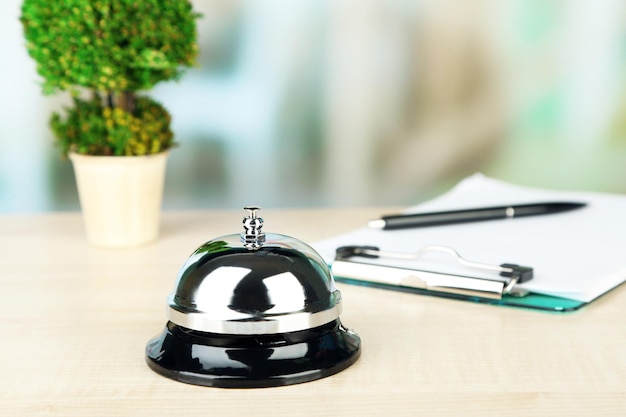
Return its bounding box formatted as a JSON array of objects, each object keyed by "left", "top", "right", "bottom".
[{"left": 145, "top": 207, "right": 361, "bottom": 388}]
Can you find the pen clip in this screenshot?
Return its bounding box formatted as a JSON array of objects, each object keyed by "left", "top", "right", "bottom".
[{"left": 333, "top": 245, "right": 533, "bottom": 299}]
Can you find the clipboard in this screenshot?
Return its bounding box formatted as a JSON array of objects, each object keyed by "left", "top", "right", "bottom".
[{"left": 312, "top": 174, "right": 626, "bottom": 313}]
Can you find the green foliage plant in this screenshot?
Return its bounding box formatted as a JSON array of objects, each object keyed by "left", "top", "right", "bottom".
[{"left": 21, "top": 0, "right": 199, "bottom": 156}]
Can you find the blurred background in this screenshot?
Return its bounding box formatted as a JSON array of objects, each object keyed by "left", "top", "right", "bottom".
[{"left": 2, "top": 0, "right": 626, "bottom": 212}]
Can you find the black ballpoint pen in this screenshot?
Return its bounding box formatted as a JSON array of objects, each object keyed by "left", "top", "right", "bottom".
[{"left": 368, "top": 202, "right": 587, "bottom": 230}]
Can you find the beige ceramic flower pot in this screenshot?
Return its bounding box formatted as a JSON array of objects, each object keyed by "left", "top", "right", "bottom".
[{"left": 69, "top": 152, "right": 168, "bottom": 248}]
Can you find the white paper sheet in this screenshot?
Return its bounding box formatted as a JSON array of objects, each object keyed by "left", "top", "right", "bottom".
[{"left": 312, "top": 174, "right": 626, "bottom": 302}]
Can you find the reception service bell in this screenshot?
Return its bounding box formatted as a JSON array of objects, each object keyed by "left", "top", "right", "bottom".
[{"left": 145, "top": 207, "right": 361, "bottom": 388}]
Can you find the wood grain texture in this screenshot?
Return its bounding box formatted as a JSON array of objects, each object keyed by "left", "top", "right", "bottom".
[{"left": 1, "top": 209, "right": 625, "bottom": 417}]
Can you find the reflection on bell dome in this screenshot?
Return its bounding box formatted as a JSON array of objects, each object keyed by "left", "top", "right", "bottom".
[
  {"left": 168, "top": 233, "right": 342, "bottom": 335},
  {"left": 263, "top": 272, "right": 308, "bottom": 314}
]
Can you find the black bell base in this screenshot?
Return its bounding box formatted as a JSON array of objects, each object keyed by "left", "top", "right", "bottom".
[{"left": 145, "top": 320, "right": 361, "bottom": 388}]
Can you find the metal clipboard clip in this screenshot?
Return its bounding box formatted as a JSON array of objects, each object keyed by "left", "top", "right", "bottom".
[{"left": 332, "top": 245, "right": 534, "bottom": 300}]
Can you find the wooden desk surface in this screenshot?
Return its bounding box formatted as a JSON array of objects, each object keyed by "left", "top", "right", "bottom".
[{"left": 1, "top": 209, "right": 625, "bottom": 417}]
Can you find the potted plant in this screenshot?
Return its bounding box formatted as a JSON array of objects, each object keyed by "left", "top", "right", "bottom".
[{"left": 20, "top": 0, "right": 199, "bottom": 248}]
